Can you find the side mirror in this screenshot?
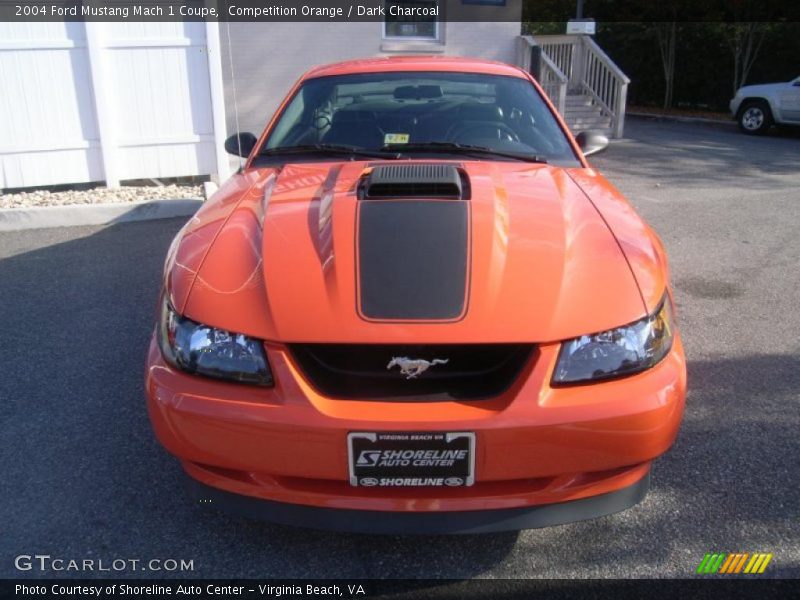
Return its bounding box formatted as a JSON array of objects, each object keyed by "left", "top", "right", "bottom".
[
  {"left": 575, "top": 130, "right": 609, "bottom": 157},
  {"left": 224, "top": 132, "right": 257, "bottom": 157}
]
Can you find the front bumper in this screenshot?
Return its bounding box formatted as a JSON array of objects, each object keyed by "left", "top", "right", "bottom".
[
  {"left": 145, "top": 335, "right": 686, "bottom": 525},
  {"left": 730, "top": 97, "right": 742, "bottom": 117},
  {"left": 187, "top": 471, "right": 650, "bottom": 534}
]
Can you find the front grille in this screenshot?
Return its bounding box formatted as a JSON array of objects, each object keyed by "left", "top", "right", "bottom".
[{"left": 288, "top": 344, "right": 534, "bottom": 401}]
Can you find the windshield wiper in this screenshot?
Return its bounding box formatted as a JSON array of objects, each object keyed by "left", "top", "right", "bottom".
[
  {"left": 260, "top": 142, "right": 547, "bottom": 163},
  {"left": 380, "top": 142, "right": 547, "bottom": 163},
  {"left": 261, "top": 144, "right": 396, "bottom": 159}
]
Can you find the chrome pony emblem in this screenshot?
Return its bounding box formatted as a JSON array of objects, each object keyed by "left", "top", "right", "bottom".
[{"left": 387, "top": 357, "right": 449, "bottom": 379}]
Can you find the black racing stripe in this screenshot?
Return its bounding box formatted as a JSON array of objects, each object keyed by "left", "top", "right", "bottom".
[{"left": 358, "top": 200, "right": 469, "bottom": 321}]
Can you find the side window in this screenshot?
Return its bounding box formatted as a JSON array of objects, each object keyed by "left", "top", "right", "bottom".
[{"left": 383, "top": 1, "right": 440, "bottom": 41}]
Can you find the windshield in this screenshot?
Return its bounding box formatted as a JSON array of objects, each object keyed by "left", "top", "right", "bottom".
[{"left": 260, "top": 72, "right": 578, "bottom": 165}]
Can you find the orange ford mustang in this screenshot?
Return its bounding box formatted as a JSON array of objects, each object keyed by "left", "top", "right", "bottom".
[{"left": 146, "top": 57, "right": 686, "bottom": 533}]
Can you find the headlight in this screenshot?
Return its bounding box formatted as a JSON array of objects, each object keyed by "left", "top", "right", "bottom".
[
  {"left": 157, "top": 297, "right": 273, "bottom": 386},
  {"left": 553, "top": 295, "right": 674, "bottom": 384}
]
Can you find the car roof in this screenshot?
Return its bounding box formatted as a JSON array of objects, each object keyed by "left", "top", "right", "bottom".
[{"left": 303, "top": 55, "right": 528, "bottom": 80}]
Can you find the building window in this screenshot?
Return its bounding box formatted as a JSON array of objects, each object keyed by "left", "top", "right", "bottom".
[{"left": 383, "top": 1, "right": 441, "bottom": 42}]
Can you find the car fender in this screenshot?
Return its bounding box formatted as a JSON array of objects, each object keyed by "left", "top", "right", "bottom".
[
  {"left": 162, "top": 169, "right": 276, "bottom": 313},
  {"left": 732, "top": 82, "right": 788, "bottom": 122},
  {"left": 567, "top": 168, "right": 670, "bottom": 314}
]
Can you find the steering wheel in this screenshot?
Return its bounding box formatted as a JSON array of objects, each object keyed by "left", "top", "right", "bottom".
[
  {"left": 448, "top": 122, "right": 520, "bottom": 144},
  {"left": 312, "top": 112, "right": 331, "bottom": 131}
]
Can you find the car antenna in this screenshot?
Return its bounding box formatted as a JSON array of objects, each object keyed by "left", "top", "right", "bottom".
[{"left": 225, "top": 21, "right": 244, "bottom": 171}]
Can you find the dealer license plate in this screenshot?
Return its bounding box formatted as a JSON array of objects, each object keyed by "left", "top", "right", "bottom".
[{"left": 347, "top": 431, "right": 475, "bottom": 487}]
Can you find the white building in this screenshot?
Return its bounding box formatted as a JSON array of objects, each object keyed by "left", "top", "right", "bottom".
[
  {"left": 219, "top": 3, "right": 523, "bottom": 135},
  {"left": 1, "top": 1, "right": 629, "bottom": 190},
  {"left": 0, "top": 1, "right": 522, "bottom": 190}
]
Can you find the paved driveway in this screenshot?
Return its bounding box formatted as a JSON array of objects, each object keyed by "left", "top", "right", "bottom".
[{"left": 1, "top": 118, "right": 798, "bottom": 579}]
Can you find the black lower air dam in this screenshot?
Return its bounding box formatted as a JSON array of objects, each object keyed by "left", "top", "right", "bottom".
[{"left": 357, "top": 200, "right": 469, "bottom": 321}]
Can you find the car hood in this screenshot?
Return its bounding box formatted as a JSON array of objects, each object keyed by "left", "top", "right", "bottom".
[
  {"left": 176, "top": 161, "right": 648, "bottom": 344},
  {"left": 736, "top": 81, "right": 791, "bottom": 96}
]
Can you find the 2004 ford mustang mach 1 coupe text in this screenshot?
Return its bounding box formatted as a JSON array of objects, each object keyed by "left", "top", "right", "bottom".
[{"left": 145, "top": 56, "right": 686, "bottom": 533}]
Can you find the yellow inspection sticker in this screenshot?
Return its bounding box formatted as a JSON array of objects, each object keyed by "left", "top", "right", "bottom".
[{"left": 384, "top": 133, "right": 410, "bottom": 144}]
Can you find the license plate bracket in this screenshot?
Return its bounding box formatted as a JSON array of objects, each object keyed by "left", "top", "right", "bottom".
[{"left": 347, "top": 431, "right": 475, "bottom": 487}]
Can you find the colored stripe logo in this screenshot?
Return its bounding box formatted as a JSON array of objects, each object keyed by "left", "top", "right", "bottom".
[{"left": 696, "top": 553, "right": 773, "bottom": 574}]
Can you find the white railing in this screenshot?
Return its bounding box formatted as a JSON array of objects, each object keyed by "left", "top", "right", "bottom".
[
  {"left": 516, "top": 36, "right": 568, "bottom": 117},
  {"left": 535, "top": 36, "right": 577, "bottom": 84},
  {"left": 520, "top": 34, "right": 630, "bottom": 138}
]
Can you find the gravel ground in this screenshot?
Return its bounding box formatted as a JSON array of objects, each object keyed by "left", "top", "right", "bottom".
[
  {"left": 0, "top": 184, "right": 204, "bottom": 209},
  {"left": 0, "top": 117, "right": 798, "bottom": 581}
]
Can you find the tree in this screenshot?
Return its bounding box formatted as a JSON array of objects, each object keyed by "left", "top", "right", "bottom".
[
  {"left": 721, "top": 0, "right": 778, "bottom": 94},
  {"left": 654, "top": 22, "right": 677, "bottom": 109},
  {"left": 725, "top": 23, "right": 770, "bottom": 94}
]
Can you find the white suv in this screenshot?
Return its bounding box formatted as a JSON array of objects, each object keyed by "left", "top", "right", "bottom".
[{"left": 730, "top": 76, "right": 800, "bottom": 134}]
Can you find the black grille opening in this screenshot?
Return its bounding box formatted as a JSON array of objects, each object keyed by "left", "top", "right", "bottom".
[
  {"left": 288, "top": 344, "right": 534, "bottom": 401},
  {"left": 362, "top": 164, "right": 466, "bottom": 199}
]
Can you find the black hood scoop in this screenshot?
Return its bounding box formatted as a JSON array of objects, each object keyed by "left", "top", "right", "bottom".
[
  {"left": 361, "top": 164, "right": 466, "bottom": 200},
  {"left": 356, "top": 163, "right": 471, "bottom": 322}
]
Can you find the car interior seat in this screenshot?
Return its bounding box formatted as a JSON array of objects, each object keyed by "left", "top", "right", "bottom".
[{"left": 323, "top": 110, "right": 384, "bottom": 148}]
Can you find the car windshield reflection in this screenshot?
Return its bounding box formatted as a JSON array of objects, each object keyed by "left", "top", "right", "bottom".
[{"left": 260, "top": 71, "right": 578, "bottom": 165}]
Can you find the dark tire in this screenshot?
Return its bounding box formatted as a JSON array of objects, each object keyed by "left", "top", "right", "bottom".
[{"left": 737, "top": 100, "right": 773, "bottom": 135}]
